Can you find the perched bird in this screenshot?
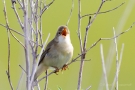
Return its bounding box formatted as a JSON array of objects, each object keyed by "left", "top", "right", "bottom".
[{"left": 34, "top": 25, "right": 73, "bottom": 80}]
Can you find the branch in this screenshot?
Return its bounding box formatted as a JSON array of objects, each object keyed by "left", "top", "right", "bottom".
[
  {"left": 81, "top": 2, "right": 125, "bottom": 18},
  {"left": 40, "top": 0, "right": 55, "bottom": 17},
  {"left": 0, "top": 23, "right": 25, "bottom": 48},
  {"left": 100, "top": 44, "right": 109, "bottom": 90},
  {"left": 111, "top": 44, "right": 124, "bottom": 90},
  {"left": 44, "top": 71, "right": 48, "bottom": 90},
  {"left": 11, "top": 1, "right": 24, "bottom": 30},
  {"left": 77, "top": 0, "right": 106, "bottom": 90},
  {"left": 86, "top": 86, "right": 92, "bottom": 90},
  {"left": 87, "top": 22, "right": 135, "bottom": 52},
  {"left": 113, "top": 27, "right": 119, "bottom": 90},
  {"left": 3, "top": 0, "right": 14, "bottom": 90},
  {"left": 77, "top": 0, "right": 83, "bottom": 89},
  {"left": 9, "top": 30, "right": 25, "bottom": 48},
  {"left": 66, "top": 0, "right": 74, "bottom": 26},
  {"left": 0, "top": 23, "right": 24, "bottom": 36},
  {"left": 19, "top": 65, "right": 26, "bottom": 73}
]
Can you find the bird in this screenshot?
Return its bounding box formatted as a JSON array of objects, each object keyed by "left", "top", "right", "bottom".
[{"left": 34, "top": 25, "right": 73, "bottom": 80}]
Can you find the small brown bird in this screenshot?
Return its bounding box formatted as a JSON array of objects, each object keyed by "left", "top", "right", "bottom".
[{"left": 34, "top": 25, "right": 73, "bottom": 80}]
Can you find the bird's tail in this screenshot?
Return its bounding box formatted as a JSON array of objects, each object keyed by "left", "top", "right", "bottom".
[{"left": 34, "top": 64, "right": 48, "bottom": 81}]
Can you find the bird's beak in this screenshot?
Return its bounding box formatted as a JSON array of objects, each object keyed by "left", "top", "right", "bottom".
[{"left": 61, "top": 28, "right": 67, "bottom": 37}]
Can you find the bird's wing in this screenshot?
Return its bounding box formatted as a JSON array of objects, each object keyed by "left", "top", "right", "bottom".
[{"left": 38, "top": 39, "right": 57, "bottom": 66}]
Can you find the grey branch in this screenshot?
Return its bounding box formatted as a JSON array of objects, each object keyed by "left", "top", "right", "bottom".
[
  {"left": 40, "top": 0, "right": 55, "bottom": 16},
  {"left": 3, "top": 0, "right": 14, "bottom": 90},
  {"left": 11, "top": 1, "right": 24, "bottom": 30},
  {"left": 0, "top": 23, "right": 24, "bottom": 36},
  {"left": 66, "top": 0, "right": 74, "bottom": 26},
  {"left": 81, "top": 2, "right": 125, "bottom": 18}
]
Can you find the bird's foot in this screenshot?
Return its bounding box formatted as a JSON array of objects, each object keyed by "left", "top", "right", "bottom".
[
  {"left": 54, "top": 68, "right": 59, "bottom": 75},
  {"left": 61, "top": 64, "right": 69, "bottom": 71}
]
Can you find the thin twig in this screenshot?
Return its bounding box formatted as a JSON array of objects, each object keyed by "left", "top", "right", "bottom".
[
  {"left": 11, "top": 1, "right": 24, "bottom": 30},
  {"left": 81, "top": 2, "right": 125, "bottom": 18},
  {"left": 86, "top": 86, "right": 92, "bottom": 90},
  {"left": 66, "top": 0, "right": 74, "bottom": 26},
  {"left": 9, "top": 30, "right": 25, "bottom": 48},
  {"left": 3, "top": 0, "right": 14, "bottom": 89},
  {"left": 40, "top": 0, "right": 55, "bottom": 17},
  {"left": 100, "top": 44, "right": 109, "bottom": 90},
  {"left": 111, "top": 44, "right": 124, "bottom": 90},
  {"left": 0, "top": 23, "right": 24, "bottom": 36},
  {"left": 16, "top": 0, "right": 23, "bottom": 8},
  {"left": 19, "top": 65, "right": 26, "bottom": 73},
  {"left": 39, "top": 0, "right": 43, "bottom": 47},
  {"left": 77, "top": 0, "right": 83, "bottom": 89},
  {"left": 87, "top": 22, "right": 135, "bottom": 52},
  {"left": 44, "top": 70, "right": 48, "bottom": 90},
  {"left": 113, "top": 27, "right": 119, "bottom": 90},
  {"left": 3, "top": 0, "right": 14, "bottom": 90}
]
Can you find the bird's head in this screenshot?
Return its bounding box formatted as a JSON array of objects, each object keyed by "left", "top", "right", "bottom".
[
  {"left": 55, "top": 25, "right": 70, "bottom": 37},
  {"left": 55, "top": 25, "right": 71, "bottom": 43}
]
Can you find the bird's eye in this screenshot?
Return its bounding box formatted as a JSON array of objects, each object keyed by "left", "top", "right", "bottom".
[{"left": 58, "top": 32, "right": 61, "bottom": 35}]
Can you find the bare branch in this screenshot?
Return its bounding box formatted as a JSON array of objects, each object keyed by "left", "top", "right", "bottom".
[
  {"left": 81, "top": 2, "right": 125, "bottom": 18},
  {"left": 111, "top": 44, "right": 124, "bottom": 90},
  {"left": 9, "top": 30, "right": 25, "bottom": 48},
  {"left": 66, "top": 0, "right": 74, "bottom": 26},
  {"left": 113, "top": 27, "right": 119, "bottom": 90},
  {"left": 77, "top": 0, "right": 106, "bottom": 90},
  {"left": 87, "top": 22, "right": 135, "bottom": 52},
  {"left": 0, "top": 23, "right": 24, "bottom": 36},
  {"left": 100, "top": 44, "right": 109, "bottom": 90},
  {"left": 44, "top": 71, "right": 48, "bottom": 90},
  {"left": 19, "top": 65, "right": 26, "bottom": 73},
  {"left": 3, "top": 0, "right": 14, "bottom": 89},
  {"left": 77, "top": 0, "right": 83, "bottom": 89},
  {"left": 11, "top": 1, "right": 24, "bottom": 30},
  {"left": 16, "top": 0, "right": 23, "bottom": 8},
  {"left": 0, "top": 23, "right": 25, "bottom": 48},
  {"left": 40, "top": 0, "right": 55, "bottom": 16},
  {"left": 86, "top": 86, "right": 92, "bottom": 90}
]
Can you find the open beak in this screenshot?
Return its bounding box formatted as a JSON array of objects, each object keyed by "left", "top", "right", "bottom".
[{"left": 61, "top": 28, "right": 67, "bottom": 36}]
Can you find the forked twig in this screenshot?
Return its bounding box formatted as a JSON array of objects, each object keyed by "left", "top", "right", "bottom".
[
  {"left": 40, "top": 0, "right": 55, "bottom": 16},
  {"left": 0, "top": 23, "right": 24, "bottom": 36}
]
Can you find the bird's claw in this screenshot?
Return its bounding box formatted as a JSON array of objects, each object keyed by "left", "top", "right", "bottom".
[
  {"left": 61, "top": 64, "right": 69, "bottom": 71},
  {"left": 54, "top": 68, "right": 59, "bottom": 75}
]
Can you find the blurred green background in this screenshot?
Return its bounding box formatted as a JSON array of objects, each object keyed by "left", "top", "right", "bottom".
[{"left": 0, "top": 0, "right": 135, "bottom": 90}]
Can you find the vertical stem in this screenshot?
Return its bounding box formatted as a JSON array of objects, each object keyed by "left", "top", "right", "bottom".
[
  {"left": 44, "top": 70, "right": 48, "bottom": 90},
  {"left": 113, "top": 27, "right": 119, "bottom": 90},
  {"left": 77, "top": 0, "right": 84, "bottom": 90},
  {"left": 23, "top": 0, "right": 30, "bottom": 89}
]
